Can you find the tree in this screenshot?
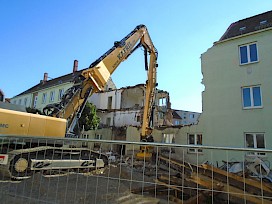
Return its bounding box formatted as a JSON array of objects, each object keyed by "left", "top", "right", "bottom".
[{"left": 76, "top": 102, "right": 100, "bottom": 132}]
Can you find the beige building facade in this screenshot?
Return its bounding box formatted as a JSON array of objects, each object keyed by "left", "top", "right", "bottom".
[{"left": 166, "top": 10, "right": 272, "bottom": 165}]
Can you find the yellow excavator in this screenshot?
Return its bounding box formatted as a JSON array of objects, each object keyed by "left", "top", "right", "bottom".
[{"left": 0, "top": 24, "right": 158, "bottom": 179}]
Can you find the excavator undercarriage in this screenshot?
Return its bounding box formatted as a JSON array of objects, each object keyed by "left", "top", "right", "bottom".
[{"left": 0, "top": 138, "right": 108, "bottom": 180}]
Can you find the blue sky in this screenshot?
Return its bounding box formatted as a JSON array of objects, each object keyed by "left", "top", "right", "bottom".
[{"left": 1, "top": 1, "right": 271, "bottom": 112}]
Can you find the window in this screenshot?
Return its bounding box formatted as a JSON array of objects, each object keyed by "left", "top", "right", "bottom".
[
  {"left": 33, "top": 96, "right": 38, "bottom": 108},
  {"left": 58, "top": 89, "right": 64, "bottom": 100},
  {"left": 24, "top": 98, "right": 28, "bottom": 106},
  {"left": 82, "top": 134, "right": 89, "bottom": 139},
  {"left": 260, "top": 20, "right": 267, "bottom": 26},
  {"left": 245, "top": 133, "right": 265, "bottom": 156},
  {"left": 242, "top": 86, "right": 262, "bottom": 108},
  {"left": 188, "top": 133, "right": 203, "bottom": 153},
  {"left": 239, "top": 26, "right": 246, "bottom": 32},
  {"left": 159, "top": 97, "right": 167, "bottom": 107},
  {"left": 42, "top": 93, "right": 47, "bottom": 104},
  {"left": 158, "top": 112, "right": 164, "bottom": 119},
  {"left": 95, "top": 134, "right": 102, "bottom": 140},
  {"left": 18, "top": 99, "right": 22, "bottom": 105},
  {"left": 174, "top": 120, "right": 180, "bottom": 125},
  {"left": 162, "top": 134, "right": 175, "bottom": 143},
  {"left": 106, "top": 117, "right": 111, "bottom": 126},
  {"left": 50, "top": 91, "right": 55, "bottom": 102},
  {"left": 107, "top": 96, "right": 112, "bottom": 109},
  {"left": 239, "top": 43, "right": 258, "bottom": 65}
]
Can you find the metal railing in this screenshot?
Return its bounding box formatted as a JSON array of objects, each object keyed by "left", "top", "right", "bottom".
[{"left": 0, "top": 135, "right": 272, "bottom": 204}]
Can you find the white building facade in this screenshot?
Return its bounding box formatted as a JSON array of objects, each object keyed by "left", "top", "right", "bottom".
[{"left": 89, "top": 84, "right": 172, "bottom": 128}]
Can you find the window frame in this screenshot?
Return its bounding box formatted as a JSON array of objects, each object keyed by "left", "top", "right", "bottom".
[
  {"left": 239, "top": 42, "right": 259, "bottom": 65},
  {"left": 42, "top": 93, "right": 47, "bottom": 104},
  {"left": 162, "top": 133, "right": 175, "bottom": 144},
  {"left": 136, "top": 115, "right": 141, "bottom": 122},
  {"left": 50, "top": 91, "right": 55, "bottom": 102},
  {"left": 106, "top": 117, "right": 111, "bottom": 126},
  {"left": 242, "top": 85, "right": 262, "bottom": 109},
  {"left": 187, "top": 133, "right": 203, "bottom": 153},
  {"left": 159, "top": 112, "right": 165, "bottom": 119},
  {"left": 107, "top": 96, "right": 112, "bottom": 109},
  {"left": 24, "top": 98, "right": 28, "bottom": 106},
  {"left": 245, "top": 133, "right": 266, "bottom": 156},
  {"left": 95, "top": 134, "right": 102, "bottom": 140},
  {"left": 58, "top": 88, "right": 64, "bottom": 100},
  {"left": 174, "top": 120, "right": 180, "bottom": 125},
  {"left": 33, "top": 96, "right": 38, "bottom": 108},
  {"left": 159, "top": 97, "right": 167, "bottom": 107}
]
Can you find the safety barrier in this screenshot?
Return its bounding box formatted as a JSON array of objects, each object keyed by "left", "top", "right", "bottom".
[{"left": 0, "top": 135, "right": 271, "bottom": 204}]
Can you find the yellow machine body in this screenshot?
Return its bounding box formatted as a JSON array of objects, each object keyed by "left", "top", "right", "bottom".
[{"left": 0, "top": 108, "right": 67, "bottom": 137}]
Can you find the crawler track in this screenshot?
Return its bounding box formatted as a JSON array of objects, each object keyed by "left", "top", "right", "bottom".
[{"left": 0, "top": 146, "right": 108, "bottom": 180}]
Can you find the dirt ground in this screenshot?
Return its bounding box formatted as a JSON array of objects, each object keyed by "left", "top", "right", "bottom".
[{"left": 0, "top": 163, "right": 170, "bottom": 204}]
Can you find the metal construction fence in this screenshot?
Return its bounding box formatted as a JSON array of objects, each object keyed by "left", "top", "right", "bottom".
[{"left": 0, "top": 135, "right": 272, "bottom": 204}]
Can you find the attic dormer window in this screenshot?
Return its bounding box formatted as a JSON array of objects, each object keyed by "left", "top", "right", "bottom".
[
  {"left": 239, "top": 26, "right": 246, "bottom": 32},
  {"left": 260, "top": 20, "right": 267, "bottom": 25}
]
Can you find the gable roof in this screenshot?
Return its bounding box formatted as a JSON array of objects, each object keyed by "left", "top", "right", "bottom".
[{"left": 219, "top": 10, "right": 272, "bottom": 41}]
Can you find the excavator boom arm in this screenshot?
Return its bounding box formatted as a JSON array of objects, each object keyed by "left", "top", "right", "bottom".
[{"left": 43, "top": 25, "right": 158, "bottom": 137}]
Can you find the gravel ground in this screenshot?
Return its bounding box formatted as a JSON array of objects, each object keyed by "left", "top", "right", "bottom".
[{"left": 0, "top": 164, "right": 170, "bottom": 204}]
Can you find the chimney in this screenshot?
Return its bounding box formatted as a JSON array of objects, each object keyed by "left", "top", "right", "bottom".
[
  {"left": 73, "top": 60, "right": 78, "bottom": 73},
  {"left": 43, "top": 72, "right": 48, "bottom": 83}
]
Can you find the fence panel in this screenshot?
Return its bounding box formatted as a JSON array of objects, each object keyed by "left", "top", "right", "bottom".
[{"left": 0, "top": 135, "right": 271, "bottom": 204}]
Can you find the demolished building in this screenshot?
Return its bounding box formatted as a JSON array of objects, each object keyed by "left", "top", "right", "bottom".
[{"left": 89, "top": 84, "right": 173, "bottom": 128}]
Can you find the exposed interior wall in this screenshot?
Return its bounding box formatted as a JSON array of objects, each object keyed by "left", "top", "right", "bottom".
[
  {"left": 89, "top": 90, "right": 122, "bottom": 110},
  {"left": 112, "top": 110, "right": 141, "bottom": 127},
  {"left": 156, "top": 90, "right": 173, "bottom": 126},
  {"left": 121, "top": 86, "right": 144, "bottom": 109},
  {"left": 90, "top": 85, "right": 173, "bottom": 130}
]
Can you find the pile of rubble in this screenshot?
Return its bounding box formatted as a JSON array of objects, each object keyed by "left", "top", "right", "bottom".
[{"left": 118, "top": 154, "right": 272, "bottom": 203}]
